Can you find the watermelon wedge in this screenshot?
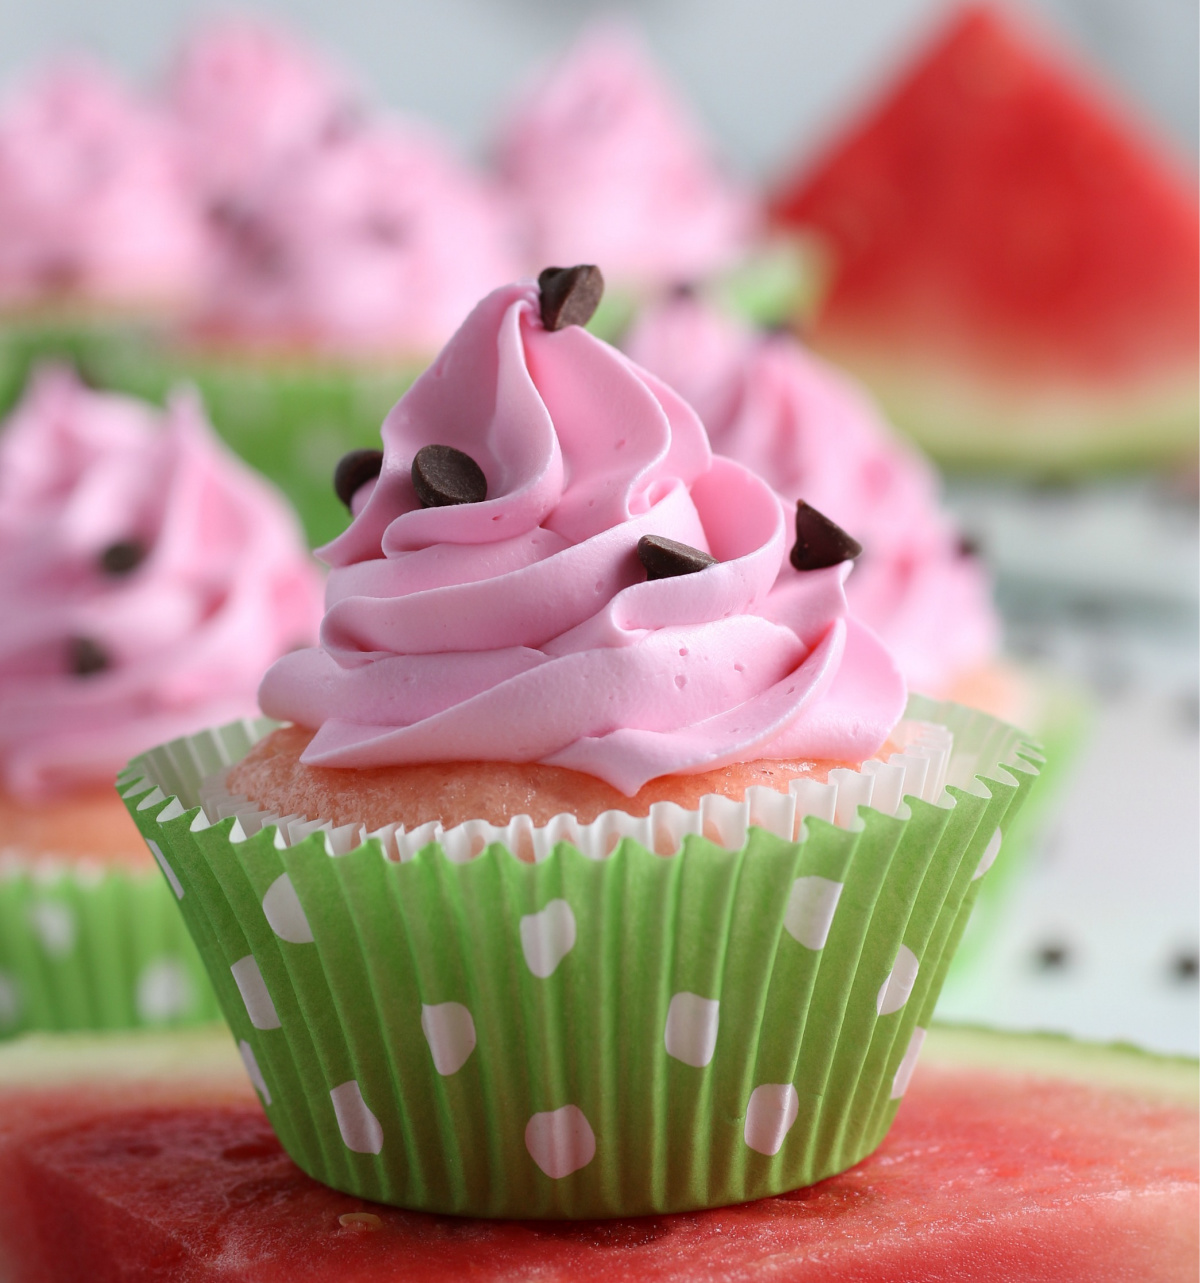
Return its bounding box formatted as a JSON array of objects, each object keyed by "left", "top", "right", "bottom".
[
  {"left": 770, "top": 4, "right": 1199, "bottom": 472},
  {"left": 0, "top": 1024, "right": 1194, "bottom": 1280}
]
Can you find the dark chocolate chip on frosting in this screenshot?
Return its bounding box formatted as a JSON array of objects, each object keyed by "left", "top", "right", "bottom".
[
  {"left": 637, "top": 535, "right": 717, "bottom": 581},
  {"left": 411, "top": 444, "right": 488, "bottom": 508},
  {"left": 538, "top": 265, "right": 605, "bottom": 332},
  {"left": 69, "top": 636, "right": 109, "bottom": 677},
  {"left": 99, "top": 539, "right": 146, "bottom": 576},
  {"left": 334, "top": 449, "right": 384, "bottom": 510},
  {"left": 789, "top": 501, "right": 863, "bottom": 572}
]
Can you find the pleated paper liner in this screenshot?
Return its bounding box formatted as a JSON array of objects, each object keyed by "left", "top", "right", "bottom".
[
  {"left": 120, "top": 698, "right": 1041, "bottom": 1218},
  {"left": 0, "top": 852, "right": 221, "bottom": 1038}
]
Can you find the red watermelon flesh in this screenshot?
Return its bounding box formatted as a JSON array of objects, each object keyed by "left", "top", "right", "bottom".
[
  {"left": 771, "top": 4, "right": 1200, "bottom": 469},
  {"left": 0, "top": 1027, "right": 1195, "bottom": 1281}
]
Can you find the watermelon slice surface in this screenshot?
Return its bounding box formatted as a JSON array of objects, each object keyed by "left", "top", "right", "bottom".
[
  {"left": 771, "top": 4, "right": 1199, "bottom": 471},
  {"left": 0, "top": 1024, "right": 1194, "bottom": 1281}
]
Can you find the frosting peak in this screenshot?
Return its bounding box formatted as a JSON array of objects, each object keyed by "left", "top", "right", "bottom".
[
  {"left": 494, "top": 25, "right": 756, "bottom": 290},
  {"left": 0, "top": 368, "right": 324, "bottom": 799},
  {"left": 259, "top": 281, "right": 906, "bottom": 793},
  {"left": 624, "top": 296, "right": 999, "bottom": 693}
]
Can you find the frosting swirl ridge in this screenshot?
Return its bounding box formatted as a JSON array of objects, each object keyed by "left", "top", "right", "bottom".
[{"left": 260, "top": 282, "right": 906, "bottom": 794}]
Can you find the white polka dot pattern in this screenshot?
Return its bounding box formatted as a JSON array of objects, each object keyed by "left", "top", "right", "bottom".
[
  {"left": 890, "top": 1027, "right": 927, "bottom": 1099},
  {"left": 262, "top": 873, "right": 314, "bottom": 944},
  {"left": 783, "top": 876, "right": 844, "bottom": 950},
  {"left": 28, "top": 901, "right": 75, "bottom": 957},
  {"left": 664, "top": 992, "right": 720, "bottom": 1067},
  {"left": 331, "top": 1080, "right": 384, "bottom": 1154},
  {"left": 135, "top": 957, "right": 194, "bottom": 1023},
  {"left": 973, "top": 827, "right": 1002, "bottom": 879},
  {"left": 744, "top": 1084, "right": 800, "bottom": 1156},
  {"left": 877, "top": 945, "right": 920, "bottom": 1016},
  {"left": 525, "top": 1105, "right": 596, "bottom": 1179},
  {"left": 239, "top": 1039, "right": 272, "bottom": 1106},
  {"left": 420, "top": 1002, "right": 477, "bottom": 1076},
  {"left": 230, "top": 954, "right": 281, "bottom": 1030},
  {"left": 519, "top": 899, "right": 576, "bottom": 978}
]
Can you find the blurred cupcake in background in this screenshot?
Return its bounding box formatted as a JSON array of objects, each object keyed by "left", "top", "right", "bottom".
[
  {"left": 0, "top": 58, "right": 205, "bottom": 417},
  {"left": 0, "top": 364, "right": 324, "bottom": 1035},
  {"left": 493, "top": 23, "right": 758, "bottom": 334},
  {"left": 155, "top": 17, "right": 521, "bottom": 547}
]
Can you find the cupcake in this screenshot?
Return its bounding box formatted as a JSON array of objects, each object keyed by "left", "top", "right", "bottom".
[
  {"left": 493, "top": 24, "right": 757, "bottom": 334},
  {"left": 122, "top": 268, "right": 1040, "bottom": 1217},
  {"left": 0, "top": 58, "right": 205, "bottom": 417},
  {"left": 0, "top": 365, "right": 323, "bottom": 1033}
]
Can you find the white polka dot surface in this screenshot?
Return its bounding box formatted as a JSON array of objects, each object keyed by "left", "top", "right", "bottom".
[
  {"left": 331, "top": 1080, "right": 384, "bottom": 1154},
  {"left": 519, "top": 899, "right": 576, "bottom": 978},
  {"left": 890, "top": 1026, "right": 927, "bottom": 1099},
  {"left": 230, "top": 954, "right": 281, "bottom": 1030},
  {"left": 783, "top": 876, "right": 844, "bottom": 950},
  {"left": 420, "top": 1002, "right": 477, "bottom": 1076},
  {"left": 744, "top": 1083, "right": 799, "bottom": 1156},
  {"left": 238, "top": 1039, "right": 272, "bottom": 1106},
  {"left": 877, "top": 945, "right": 920, "bottom": 1016},
  {"left": 135, "top": 957, "right": 194, "bottom": 1023},
  {"left": 664, "top": 992, "right": 720, "bottom": 1067},
  {"left": 28, "top": 900, "right": 76, "bottom": 957},
  {"left": 524, "top": 1105, "right": 596, "bottom": 1179},
  {"left": 261, "top": 873, "right": 314, "bottom": 944}
]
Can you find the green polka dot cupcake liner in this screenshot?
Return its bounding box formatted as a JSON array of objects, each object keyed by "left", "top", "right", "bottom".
[
  {"left": 0, "top": 853, "right": 221, "bottom": 1038},
  {"left": 119, "top": 698, "right": 1041, "bottom": 1218}
]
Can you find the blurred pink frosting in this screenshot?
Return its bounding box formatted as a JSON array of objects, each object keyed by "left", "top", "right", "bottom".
[
  {"left": 259, "top": 281, "right": 906, "bottom": 795},
  {"left": 624, "top": 295, "right": 999, "bottom": 695},
  {"left": 167, "top": 17, "right": 356, "bottom": 203},
  {"left": 494, "top": 25, "right": 756, "bottom": 291},
  {"left": 0, "top": 60, "right": 204, "bottom": 310},
  {"left": 193, "top": 118, "right": 521, "bottom": 357},
  {"left": 0, "top": 367, "right": 325, "bottom": 799}
]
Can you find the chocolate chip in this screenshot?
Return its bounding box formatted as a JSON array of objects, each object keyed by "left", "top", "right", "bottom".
[
  {"left": 637, "top": 535, "right": 717, "bottom": 581},
  {"left": 1033, "top": 941, "right": 1070, "bottom": 971},
  {"left": 957, "top": 533, "right": 982, "bottom": 558},
  {"left": 1170, "top": 950, "right": 1198, "bottom": 982},
  {"left": 789, "top": 501, "right": 862, "bottom": 572},
  {"left": 538, "top": 265, "right": 605, "bottom": 332},
  {"left": 411, "top": 445, "right": 487, "bottom": 508},
  {"left": 99, "top": 539, "right": 146, "bottom": 576},
  {"left": 333, "top": 449, "right": 384, "bottom": 510},
  {"left": 69, "top": 636, "right": 109, "bottom": 677}
]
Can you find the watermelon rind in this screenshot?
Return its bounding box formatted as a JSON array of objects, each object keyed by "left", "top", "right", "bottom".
[{"left": 116, "top": 699, "right": 1039, "bottom": 1218}]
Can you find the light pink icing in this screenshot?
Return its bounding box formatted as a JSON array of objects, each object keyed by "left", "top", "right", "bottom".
[
  {"left": 259, "top": 281, "right": 906, "bottom": 795},
  {"left": 167, "top": 17, "right": 356, "bottom": 205},
  {"left": 493, "top": 24, "right": 756, "bottom": 291},
  {"left": 0, "top": 367, "right": 324, "bottom": 799},
  {"left": 624, "top": 296, "right": 999, "bottom": 695},
  {"left": 0, "top": 59, "right": 204, "bottom": 310},
  {"left": 193, "top": 118, "right": 520, "bottom": 357}
]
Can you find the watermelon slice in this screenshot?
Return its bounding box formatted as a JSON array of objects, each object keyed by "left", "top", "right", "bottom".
[
  {"left": 0, "top": 1025, "right": 1194, "bottom": 1280},
  {"left": 770, "top": 4, "right": 1199, "bottom": 472}
]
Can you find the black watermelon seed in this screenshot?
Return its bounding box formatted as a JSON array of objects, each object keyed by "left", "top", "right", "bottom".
[
  {"left": 334, "top": 449, "right": 384, "bottom": 510},
  {"left": 538, "top": 265, "right": 605, "bottom": 332},
  {"left": 637, "top": 535, "right": 717, "bottom": 581},
  {"left": 790, "top": 501, "right": 863, "bottom": 572},
  {"left": 69, "top": 636, "right": 109, "bottom": 677},
  {"left": 411, "top": 445, "right": 488, "bottom": 508},
  {"left": 99, "top": 539, "right": 146, "bottom": 576}
]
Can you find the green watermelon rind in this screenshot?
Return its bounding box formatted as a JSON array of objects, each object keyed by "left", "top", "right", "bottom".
[{"left": 117, "top": 699, "right": 1039, "bottom": 1219}]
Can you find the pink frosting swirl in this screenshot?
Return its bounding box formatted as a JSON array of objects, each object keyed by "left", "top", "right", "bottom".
[
  {"left": 167, "top": 17, "right": 356, "bottom": 205},
  {"left": 624, "top": 296, "right": 999, "bottom": 695},
  {"left": 0, "top": 367, "right": 324, "bottom": 799},
  {"left": 193, "top": 119, "right": 520, "bottom": 357},
  {"left": 0, "top": 59, "right": 204, "bottom": 310},
  {"left": 493, "top": 24, "right": 756, "bottom": 291},
  {"left": 259, "top": 281, "right": 906, "bottom": 795}
]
